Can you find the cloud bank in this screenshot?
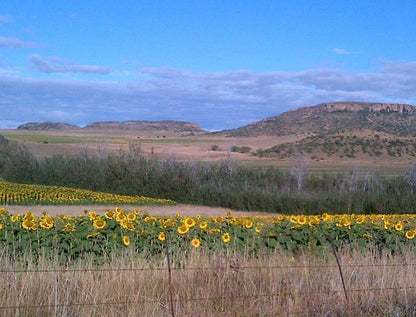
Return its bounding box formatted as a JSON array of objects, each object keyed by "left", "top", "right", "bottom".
[{"left": 1, "top": 60, "right": 415, "bottom": 130}]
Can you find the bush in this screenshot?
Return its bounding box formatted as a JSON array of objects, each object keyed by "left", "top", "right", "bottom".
[{"left": 230, "top": 146, "right": 251, "bottom": 153}]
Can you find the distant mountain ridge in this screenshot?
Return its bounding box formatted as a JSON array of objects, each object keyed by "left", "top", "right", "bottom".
[
  {"left": 224, "top": 102, "right": 416, "bottom": 137},
  {"left": 17, "top": 120, "right": 205, "bottom": 133},
  {"left": 16, "top": 102, "right": 416, "bottom": 138}
]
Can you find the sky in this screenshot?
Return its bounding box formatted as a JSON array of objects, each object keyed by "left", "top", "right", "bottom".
[{"left": 1, "top": 0, "right": 416, "bottom": 130}]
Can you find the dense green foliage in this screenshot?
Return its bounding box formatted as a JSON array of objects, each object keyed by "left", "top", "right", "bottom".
[{"left": 1, "top": 136, "right": 415, "bottom": 213}]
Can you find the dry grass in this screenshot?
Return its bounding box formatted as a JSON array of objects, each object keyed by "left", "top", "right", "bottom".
[
  {"left": 1, "top": 128, "right": 413, "bottom": 176},
  {"left": 1, "top": 246, "right": 416, "bottom": 316}
]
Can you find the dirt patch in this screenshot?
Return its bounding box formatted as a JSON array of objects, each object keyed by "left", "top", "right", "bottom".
[{"left": 2, "top": 204, "right": 276, "bottom": 217}]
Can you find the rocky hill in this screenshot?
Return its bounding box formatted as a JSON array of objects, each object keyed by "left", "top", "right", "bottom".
[
  {"left": 17, "top": 121, "right": 80, "bottom": 131},
  {"left": 224, "top": 102, "right": 416, "bottom": 137},
  {"left": 84, "top": 120, "right": 205, "bottom": 133}
]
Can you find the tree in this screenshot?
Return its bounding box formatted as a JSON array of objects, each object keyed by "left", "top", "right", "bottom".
[
  {"left": 290, "top": 158, "right": 309, "bottom": 193},
  {"left": 405, "top": 165, "right": 416, "bottom": 194}
]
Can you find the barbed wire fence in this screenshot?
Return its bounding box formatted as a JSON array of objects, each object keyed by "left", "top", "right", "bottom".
[{"left": 1, "top": 234, "right": 416, "bottom": 316}]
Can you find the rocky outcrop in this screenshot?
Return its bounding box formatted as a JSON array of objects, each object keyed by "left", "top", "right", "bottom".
[{"left": 323, "top": 102, "right": 416, "bottom": 114}]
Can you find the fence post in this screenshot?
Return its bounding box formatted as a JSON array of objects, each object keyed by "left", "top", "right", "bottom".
[
  {"left": 164, "top": 232, "right": 176, "bottom": 317},
  {"left": 329, "top": 237, "right": 349, "bottom": 304}
]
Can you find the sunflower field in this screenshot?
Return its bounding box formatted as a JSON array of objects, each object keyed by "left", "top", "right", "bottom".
[
  {"left": 0, "top": 180, "right": 174, "bottom": 205},
  {"left": 0, "top": 206, "right": 416, "bottom": 262}
]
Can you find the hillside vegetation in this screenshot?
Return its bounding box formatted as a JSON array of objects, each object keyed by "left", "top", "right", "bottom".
[{"left": 256, "top": 132, "right": 416, "bottom": 160}]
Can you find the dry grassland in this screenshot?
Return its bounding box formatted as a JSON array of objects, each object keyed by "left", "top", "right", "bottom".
[
  {"left": 1, "top": 246, "right": 416, "bottom": 316},
  {"left": 1, "top": 128, "right": 413, "bottom": 176}
]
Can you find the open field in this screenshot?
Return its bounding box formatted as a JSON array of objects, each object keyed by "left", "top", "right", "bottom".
[{"left": 1, "top": 128, "right": 414, "bottom": 177}]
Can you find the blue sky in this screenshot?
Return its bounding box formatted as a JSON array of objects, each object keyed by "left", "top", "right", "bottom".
[{"left": 1, "top": 0, "right": 416, "bottom": 130}]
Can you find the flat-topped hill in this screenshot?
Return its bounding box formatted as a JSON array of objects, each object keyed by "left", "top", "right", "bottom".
[
  {"left": 224, "top": 102, "right": 416, "bottom": 137},
  {"left": 84, "top": 120, "right": 205, "bottom": 133}
]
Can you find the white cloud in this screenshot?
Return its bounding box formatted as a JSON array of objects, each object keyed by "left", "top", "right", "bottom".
[
  {"left": 30, "top": 55, "right": 111, "bottom": 74},
  {"left": 332, "top": 48, "right": 351, "bottom": 55},
  {"left": 1, "top": 60, "right": 416, "bottom": 130},
  {"left": 0, "top": 36, "right": 36, "bottom": 48}
]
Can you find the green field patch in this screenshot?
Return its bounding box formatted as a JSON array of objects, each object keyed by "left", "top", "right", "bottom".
[{"left": 2, "top": 133, "right": 129, "bottom": 144}]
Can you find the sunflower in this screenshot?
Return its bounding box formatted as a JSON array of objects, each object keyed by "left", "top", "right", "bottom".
[
  {"left": 0, "top": 223, "right": 4, "bottom": 230},
  {"left": 23, "top": 211, "right": 34, "bottom": 219},
  {"left": 244, "top": 219, "right": 254, "bottom": 229},
  {"left": 158, "top": 232, "right": 166, "bottom": 242},
  {"left": 164, "top": 218, "right": 175, "bottom": 228},
  {"left": 214, "top": 216, "right": 224, "bottom": 223},
  {"left": 322, "top": 213, "right": 331, "bottom": 222},
  {"left": 356, "top": 215, "right": 366, "bottom": 224},
  {"left": 395, "top": 221, "right": 403, "bottom": 231},
  {"left": 178, "top": 225, "right": 189, "bottom": 235},
  {"left": 191, "top": 238, "right": 201, "bottom": 248},
  {"left": 297, "top": 216, "right": 307, "bottom": 225},
  {"left": 384, "top": 221, "right": 393, "bottom": 230},
  {"left": 22, "top": 219, "right": 36, "bottom": 230},
  {"left": 116, "top": 213, "right": 126, "bottom": 222},
  {"left": 222, "top": 233, "right": 231, "bottom": 243},
  {"left": 88, "top": 211, "right": 98, "bottom": 221},
  {"left": 93, "top": 219, "right": 106, "bottom": 230},
  {"left": 341, "top": 217, "right": 352, "bottom": 227},
  {"left": 199, "top": 221, "right": 208, "bottom": 229},
  {"left": 122, "top": 236, "right": 131, "bottom": 246},
  {"left": 39, "top": 218, "right": 54, "bottom": 229},
  {"left": 127, "top": 213, "right": 136, "bottom": 221},
  {"left": 406, "top": 230, "right": 416, "bottom": 240},
  {"left": 184, "top": 217, "right": 196, "bottom": 228},
  {"left": 121, "top": 220, "right": 135, "bottom": 231},
  {"left": 105, "top": 210, "right": 116, "bottom": 219}
]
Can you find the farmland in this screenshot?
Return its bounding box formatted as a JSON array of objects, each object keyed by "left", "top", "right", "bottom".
[
  {"left": 1, "top": 103, "right": 416, "bottom": 315},
  {"left": 0, "top": 149, "right": 415, "bottom": 315},
  {"left": 0, "top": 182, "right": 416, "bottom": 315}
]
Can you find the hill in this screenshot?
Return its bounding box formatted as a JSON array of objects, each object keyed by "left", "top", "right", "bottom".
[
  {"left": 17, "top": 121, "right": 80, "bottom": 131},
  {"left": 84, "top": 120, "right": 205, "bottom": 134},
  {"left": 224, "top": 102, "right": 416, "bottom": 137},
  {"left": 16, "top": 120, "right": 206, "bottom": 135},
  {"left": 222, "top": 101, "right": 416, "bottom": 161}
]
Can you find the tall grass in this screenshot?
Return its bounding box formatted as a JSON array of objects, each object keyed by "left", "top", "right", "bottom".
[{"left": 1, "top": 246, "right": 416, "bottom": 316}]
